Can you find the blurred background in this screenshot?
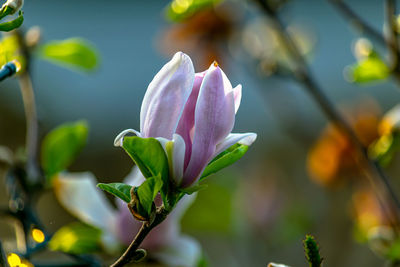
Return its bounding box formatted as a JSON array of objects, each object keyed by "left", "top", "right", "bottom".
[{"left": 1, "top": 0, "right": 400, "bottom": 266}]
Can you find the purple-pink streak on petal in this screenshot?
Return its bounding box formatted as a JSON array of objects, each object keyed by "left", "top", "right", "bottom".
[{"left": 181, "top": 64, "right": 235, "bottom": 187}]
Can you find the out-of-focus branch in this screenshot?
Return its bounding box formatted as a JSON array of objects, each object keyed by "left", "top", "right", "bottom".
[
  {"left": 328, "top": 0, "right": 386, "bottom": 46},
  {"left": 385, "top": 0, "right": 400, "bottom": 75},
  {"left": 15, "top": 30, "right": 40, "bottom": 183},
  {"left": 253, "top": 0, "right": 400, "bottom": 228},
  {"left": 18, "top": 73, "right": 39, "bottom": 182}
]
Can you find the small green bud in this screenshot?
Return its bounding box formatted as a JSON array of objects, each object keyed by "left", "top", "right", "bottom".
[
  {"left": 1, "top": 0, "right": 23, "bottom": 14},
  {"left": 303, "top": 235, "right": 323, "bottom": 267}
]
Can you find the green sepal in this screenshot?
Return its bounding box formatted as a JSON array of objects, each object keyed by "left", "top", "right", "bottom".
[
  {"left": 41, "top": 120, "right": 88, "bottom": 183},
  {"left": 97, "top": 182, "right": 132, "bottom": 203},
  {"left": 0, "top": 11, "right": 23, "bottom": 32},
  {"left": 200, "top": 143, "right": 249, "bottom": 180},
  {"left": 136, "top": 175, "right": 163, "bottom": 215},
  {"left": 48, "top": 222, "right": 101, "bottom": 254},
  {"left": 122, "top": 136, "right": 170, "bottom": 207},
  {"left": 39, "top": 38, "right": 99, "bottom": 72}
]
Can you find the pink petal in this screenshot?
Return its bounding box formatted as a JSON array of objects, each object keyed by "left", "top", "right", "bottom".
[
  {"left": 176, "top": 72, "right": 206, "bottom": 169},
  {"left": 182, "top": 64, "right": 235, "bottom": 187},
  {"left": 140, "top": 52, "right": 195, "bottom": 139}
]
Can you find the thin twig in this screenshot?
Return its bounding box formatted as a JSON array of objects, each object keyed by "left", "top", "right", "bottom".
[
  {"left": 328, "top": 0, "right": 386, "bottom": 46},
  {"left": 110, "top": 208, "right": 169, "bottom": 267},
  {"left": 17, "top": 72, "right": 40, "bottom": 182},
  {"left": 254, "top": 0, "right": 400, "bottom": 226},
  {"left": 14, "top": 30, "right": 41, "bottom": 184},
  {"left": 385, "top": 0, "right": 400, "bottom": 73}
]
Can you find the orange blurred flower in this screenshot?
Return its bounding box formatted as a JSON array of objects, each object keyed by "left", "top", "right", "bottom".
[{"left": 307, "top": 100, "right": 381, "bottom": 186}]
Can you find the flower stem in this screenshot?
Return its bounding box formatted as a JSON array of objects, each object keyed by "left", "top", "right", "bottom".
[
  {"left": 18, "top": 72, "right": 40, "bottom": 182},
  {"left": 254, "top": 0, "right": 400, "bottom": 227},
  {"left": 110, "top": 207, "right": 169, "bottom": 267},
  {"left": 328, "top": 0, "right": 386, "bottom": 47}
]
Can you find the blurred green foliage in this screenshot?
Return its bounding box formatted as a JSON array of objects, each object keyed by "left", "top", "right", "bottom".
[
  {"left": 347, "top": 52, "right": 389, "bottom": 83},
  {"left": 0, "top": 34, "right": 25, "bottom": 71},
  {"left": 39, "top": 38, "right": 99, "bottom": 72},
  {"left": 48, "top": 222, "right": 101, "bottom": 254},
  {"left": 41, "top": 120, "right": 88, "bottom": 182},
  {"left": 165, "top": 0, "right": 222, "bottom": 22},
  {"left": 369, "top": 132, "right": 400, "bottom": 167},
  {"left": 182, "top": 180, "right": 234, "bottom": 234}
]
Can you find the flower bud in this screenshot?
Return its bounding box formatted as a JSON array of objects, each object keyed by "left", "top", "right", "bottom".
[{"left": 2, "top": 0, "right": 23, "bottom": 14}]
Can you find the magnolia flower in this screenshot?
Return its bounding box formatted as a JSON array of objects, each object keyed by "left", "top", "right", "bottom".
[
  {"left": 115, "top": 52, "right": 256, "bottom": 188},
  {"left": 54, "top": 169, "right": 201, "bottom": 267}
]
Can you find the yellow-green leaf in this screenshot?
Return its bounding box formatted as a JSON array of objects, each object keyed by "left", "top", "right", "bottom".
[
  {"left": 49, "top": 222, "right": 101, "bottom": 254},
  {"left": 347, "top": 53, "right": 390, "bottom": 83},
  {"left": 39, "top": 38, "right": 99, "bottom": 72},
  {"left": 41, "top": 120, "right": 88, "bottom": 182}
]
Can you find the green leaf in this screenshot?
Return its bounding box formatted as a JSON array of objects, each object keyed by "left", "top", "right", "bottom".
[
  {"left": 136, "top": 175, "right": 163, "bottom": 215},
  {"left": 166, "top": 0, "right": 222, "bottom": 22},
  {"left": 41, "top": 120, "right": 88, "bottom": 182},
  {"left": 303, "top": 235, "right": 322, "bottom": 267},
  {"left": 0, "top": 11, "right": 23, "bottom": 32},
  {"left": 347, "top": 52, "right": 390, "bottom": 83},
  {"left": 200, "top": 143, "right": 249, "bottom": 180},
  {"left": 48, "top": 222, "right": 101, "bottom": 254},
  {"left": 97, "top": 183, "right": 132, "bottom": 203},
  {"left": 122, "top": 137, "right": 169, "bottom": 179},
  {"left": 369, "top": 132, "right": 400, "bottom": 167},
  {"left": 39, "top": 38, "right": 99, "bottom": 72}
]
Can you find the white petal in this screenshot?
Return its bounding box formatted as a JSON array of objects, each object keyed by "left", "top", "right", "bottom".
[
  {"left": 213, "top": 132, "right": 257, "bottom": 158},
  {"left": 114, "top": 129, "right": 141, "bottom": 147},
  {"left": 156, "top": 134, "right": 186, "bottom": 185},
  {"left": 123, "top": 165, "right": 146, "bottom": 186},
  {"left": 53, "top": 172, "right": 119, "bottom": 244},
  {"left": 140, "top": 52, "right": 195, "bottom": 139},
  {"left": 268, "top": 263, "right": 291, "bottom": 267},
  {"left": 233, "top": 84, "right": 242, "bottom": 114},
  {"left": 152, "top": 235, "right": 202, "bottom": 267}
]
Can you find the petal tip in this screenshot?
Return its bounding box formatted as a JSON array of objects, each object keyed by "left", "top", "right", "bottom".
[{"left": 114, "top": 129, "right": 141, "bottom": 147}]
